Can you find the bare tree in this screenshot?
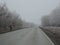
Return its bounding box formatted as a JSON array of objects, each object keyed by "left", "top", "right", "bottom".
[
  {"left": 0, "top": 4, "right": 23, "bottom": 33},
  {"left": 41, "top": 15, "right": 50, "bottom": 26}
]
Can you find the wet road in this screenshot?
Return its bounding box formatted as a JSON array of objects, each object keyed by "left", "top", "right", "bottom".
[{"left": 0, "top": 28, "right": 54, "bottom": 45}]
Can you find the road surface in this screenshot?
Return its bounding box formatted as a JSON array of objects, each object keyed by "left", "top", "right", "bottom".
[{"left": 0, "top": 27, "right": 54, "bottom": 45}]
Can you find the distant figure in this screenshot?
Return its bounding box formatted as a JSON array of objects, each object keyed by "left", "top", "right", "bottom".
[{"left": 9, "top": 25, "right": 12, "bottom": 31}]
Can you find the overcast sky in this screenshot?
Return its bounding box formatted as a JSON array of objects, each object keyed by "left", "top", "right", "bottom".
[{"left": 0, "top": 0, "right": 60, "bottom": 25}]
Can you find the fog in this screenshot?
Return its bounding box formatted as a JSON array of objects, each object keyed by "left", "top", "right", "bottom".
[
  {"left": 0, "top": 0, "right": 60, "bottom": 25},
  {"left": 1, "top": 0, "right": 60, "bottom": 45}
]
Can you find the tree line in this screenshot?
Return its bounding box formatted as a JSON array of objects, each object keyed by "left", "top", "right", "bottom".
[
  {"left": 41, "top": 4, "right": 60, "bottom": 27},
  {"left": 0, "top": 4, "right": 35, "bottom": 34},
  {"left": 0, "top": 4, "right": 24, "bottom": 33}
]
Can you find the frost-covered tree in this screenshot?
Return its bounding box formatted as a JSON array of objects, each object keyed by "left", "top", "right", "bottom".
[{"left": 41, "top": 15, "right": 50, "bottom": 26}]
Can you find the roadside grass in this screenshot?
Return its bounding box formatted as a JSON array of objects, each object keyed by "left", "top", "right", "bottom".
[{"left": 39, "top": 27, "right": 60, "bottom": 45}]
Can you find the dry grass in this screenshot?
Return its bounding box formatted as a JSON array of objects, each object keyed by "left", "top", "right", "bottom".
[{"left": 40, "top": 27, "right": 60, "bottom": 45}]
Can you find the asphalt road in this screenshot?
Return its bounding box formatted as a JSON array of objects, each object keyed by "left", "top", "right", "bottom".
[{"left": 0, "top": 27, "right": 55, "bottom": 45}]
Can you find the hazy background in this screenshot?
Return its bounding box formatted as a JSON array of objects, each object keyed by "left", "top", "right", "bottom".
[{"left": 0, "top": 0, "right": 60, "bottom": 25}]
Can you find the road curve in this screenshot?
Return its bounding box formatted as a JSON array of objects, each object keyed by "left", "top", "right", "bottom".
[{"left": 0, "top": 28, "right": 55, "bottom": 45}]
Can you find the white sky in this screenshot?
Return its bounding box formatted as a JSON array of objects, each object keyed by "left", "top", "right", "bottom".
[{"left": 0, "top": 0, "right": 60, "bottom": 25}]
